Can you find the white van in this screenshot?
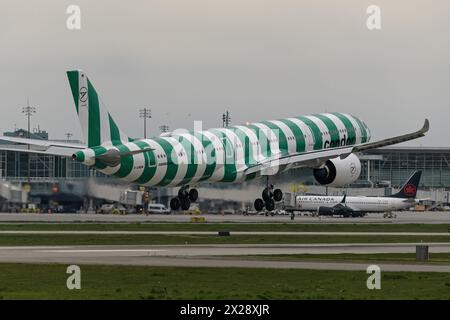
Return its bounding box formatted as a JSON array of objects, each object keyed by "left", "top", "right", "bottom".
[{"left": 148, "top": 203, "right": 171, "bottom": 214}]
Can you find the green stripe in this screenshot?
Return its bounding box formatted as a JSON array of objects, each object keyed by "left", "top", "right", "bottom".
[
  {"left": 66, "top": 71, "right": 79, "bottom": 114},
  {"left": 230, "top": 127, "right": 256, "bottom": 166},
  {"left": 195, "top": 132, "right": 217, "bottom": 182},
  {"left": 176, "top": 135, "right": 198, "bottom": 186},
  {"left": 92, "top": 146, "right": 107, "bottom": 170},
  {"left": 297, "top": 116, "right": 322, "bottom": 150},
  {"left": 114, "top": 144, "right": 133, "bottom": 178},
  {"left": 210, "top": 129, "right": 237, "bottom": 183},
  {"left": 313, "top": 114, "right": 340, "bottom": 149},
  {"left": 331, "top": 112, "right": 356, "bottom": 146},
  {"left": 249, "top": 124, "right": 272, "bottom": 157},
  {"left": 87, "top": 79, "right": 101, "bottom": 147},
  {"left": 352, "top": 115, "right": 368, "bottom": 143},
  {"left": 109, "top": 114, "right": 121, "bottom": 145},
  {"left": 155, "top": 138, "right": 178, "bottom": 186},
  {"left": 261, "top": 121, "right": 288, "bottom": 153},
  {"left": 134, "top": 140, "right": 157, "bottom": 185},
  {"left": 279, "top": 119, "right": 306, "bottom": 153}
]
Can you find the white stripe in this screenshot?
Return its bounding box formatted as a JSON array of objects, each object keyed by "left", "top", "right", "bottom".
[
  {"left": 233, "top": 125, "right": 262, "bottom": 165},
  {"left": 322, "top": 113, "right": 346, "bottom": 144},
  {"left": 303, "top": 115, "right": 329, "bottom": 149},
  {"left": 119, "top": 129, "right": 128, "bottom": 144},
  {"left": 122, "top": 143, "right": 145, "bottom": 182},
  {"left": 286, "top": 118, "right": 314, "bottom": 152},
  {"left": 269, "top": 120, "right": 296, "bottom": 155},
  {"left": 160, "top": 137, "right": 188, "bottom": 187},
  {"left": 201, "top": 130, "right": 225, "bottom": 182},
  {"left": 216, "top": 128, "right": 246, "bottom": 182},
  {"left": 78, "top": 72, "right": 89, "bottom": 145},
  {"left": 251, "top": 122, "right": 281, "bottom": 156},
  {"left": 342, "top": 113, "right": 362, "bottom": 144},
  {"left": 177, "top": 133, "right": 207, "bottom": 184},
  {"left": 99, "top": 100, "right": 111, "bottom": 146},
  {"left": 142, "top": 139, "right": 167, "bottom": 186},
  {"left": 83, "top": 148, "right": 95, "bottom": 166}
]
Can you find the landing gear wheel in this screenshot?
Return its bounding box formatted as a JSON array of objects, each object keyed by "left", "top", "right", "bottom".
[
  {"left": 180, "top": 198, "right": 191, "bottom": 211},
  {"left": 254, "top": 198, "right": 265, "bottom": 211},
  {"left": 178, "top": 187, "right": 189, "bottom": 199},
  {"left": 273, "top": 189, "right": 283, "bottom": 202},
  {"left": 189, "top": 189, "right": 198, "bottom": 202},
  {"left": 262, "top": 187, "right": 273, "bottom": 201},
  {"left": 265, "top": 199, "right": 275, "bottom": 211},
  {"left": 170, "top": 198, "right": 180, "bottom": 210}
]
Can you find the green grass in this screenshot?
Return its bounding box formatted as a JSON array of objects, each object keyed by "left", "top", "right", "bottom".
[
  {"left": 0, "top": 263, "right": 449, "bottom": 299},
  {"left": 234, "top": 253, "right": 450, "bottom": 264},
  {"left": 0, "top": 234, "right": 450, "bottom": 246},
  {"left": 0, "top": 222, "right": 449, "bottom": 232}
]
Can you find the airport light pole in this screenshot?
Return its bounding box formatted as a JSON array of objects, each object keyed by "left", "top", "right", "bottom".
[
  {"left": 222, "top": 110, "right": 231, "bottom": 127},
  {"left": 159, "top": 124, "right": 169, "bottom": 133},
  {"left": 65, "top": 132, "right": 73, "bottom": 142},
  {"left": 22, "top": 99, "right": 36, "bottom": 182},
  {"left": 22, "top": 100, "right": 36, "bottom": 142},
  {"left": 139, "top": 108, "right": 152, "bottom": 139}
]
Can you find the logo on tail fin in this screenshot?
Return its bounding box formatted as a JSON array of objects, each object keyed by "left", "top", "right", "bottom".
[
  {"left": 403, "top": 184, "right": 417, "bottom": 197},
  {"left": 79, "top": 87, "right": 87, "bottom": 102}
]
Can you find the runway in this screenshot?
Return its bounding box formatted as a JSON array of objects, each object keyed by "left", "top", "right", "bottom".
[
  {"left": 1, "top": 230, "right": 450, "bottom": 236},
  {"left": 1, "top": 212, "right": 450, "bottom": 223},
  {"left": 1, "top": 243, "right": 450, "bottom": 272}
]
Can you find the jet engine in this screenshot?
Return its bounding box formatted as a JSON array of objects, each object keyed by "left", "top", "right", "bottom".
[{"left": 313, "top": 153, "right": 361, "bottom": 187}]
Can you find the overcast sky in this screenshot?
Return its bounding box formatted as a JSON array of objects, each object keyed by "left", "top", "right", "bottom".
[{"left": 0, "top": 0, "right": 449, "bottom": 146}]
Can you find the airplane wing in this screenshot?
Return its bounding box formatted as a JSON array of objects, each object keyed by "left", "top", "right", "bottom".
[
  {"left": 0, "top": 135, "right": 85, "bottom": 149},
  {"left": 332, "top": 194, "right": 359, "bottom": 211},
  {"left": 244, "top": 119, "right": 429, "bottom": 176},
  {"left": 0, "top": 136, "right": 85, "bottom": 157},
  {"left": 353, "top": 119, "right": 429, "bottom": 152}
]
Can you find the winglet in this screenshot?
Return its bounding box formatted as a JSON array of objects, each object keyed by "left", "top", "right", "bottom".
[{"left": 422, "top": 119, "right": 430, "bottom": 134}]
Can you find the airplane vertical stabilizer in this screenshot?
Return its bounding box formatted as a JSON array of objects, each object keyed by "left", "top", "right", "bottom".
[
  {"left": 66, "top": 70, "right": 130, "bottom": 147},
  {"left": 390, "top": 170, "right": 422, "bottom": 199}
]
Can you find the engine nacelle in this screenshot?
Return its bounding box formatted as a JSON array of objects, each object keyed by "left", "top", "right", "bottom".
[{"left": 313, "top": 153, "right": 361, "bottom": 187}]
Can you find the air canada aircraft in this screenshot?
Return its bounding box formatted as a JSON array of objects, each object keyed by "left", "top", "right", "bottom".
[
  {"left": 0, "top": 71, "right": 430, "bottom": 211},
  {"left": 296, "top": 170, "right": 423, "bottom": 217}
]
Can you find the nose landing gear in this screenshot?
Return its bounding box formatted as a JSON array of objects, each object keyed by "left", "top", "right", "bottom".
[{"left": 170, "top": 186, "right": 199, "bottom": 211}]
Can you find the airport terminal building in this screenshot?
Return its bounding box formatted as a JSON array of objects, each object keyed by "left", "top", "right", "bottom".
[{"left": 360, "top": 147, "right": 450, "bottom": 189}]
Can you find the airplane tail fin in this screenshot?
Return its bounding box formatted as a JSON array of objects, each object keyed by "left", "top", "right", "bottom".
[
  {"left": 390, "top": 170, "right": 422, "bottom": 199},
  {"left": 66, "top": 70, "right": 130, "bottom": 147}
]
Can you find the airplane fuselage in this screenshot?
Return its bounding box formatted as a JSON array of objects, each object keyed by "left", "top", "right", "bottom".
[
  {"left": 75, "top": 112, "right": 371, "bottom": 187},
  {"left": 296, "top": 195, "right": 415, "bottom": 213}
]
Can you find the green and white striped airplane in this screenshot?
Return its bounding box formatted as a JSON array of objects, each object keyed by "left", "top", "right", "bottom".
[{"left": 0, "top": 70, "right": 429, "bottom": 211}]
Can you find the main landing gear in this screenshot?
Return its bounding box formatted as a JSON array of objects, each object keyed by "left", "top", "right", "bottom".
[
  {"left": 170, "top": 186, "right": 198, "bottom": 211},
  {"left": 254, "top": 182, "right": 283, "bottom": 212}
]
